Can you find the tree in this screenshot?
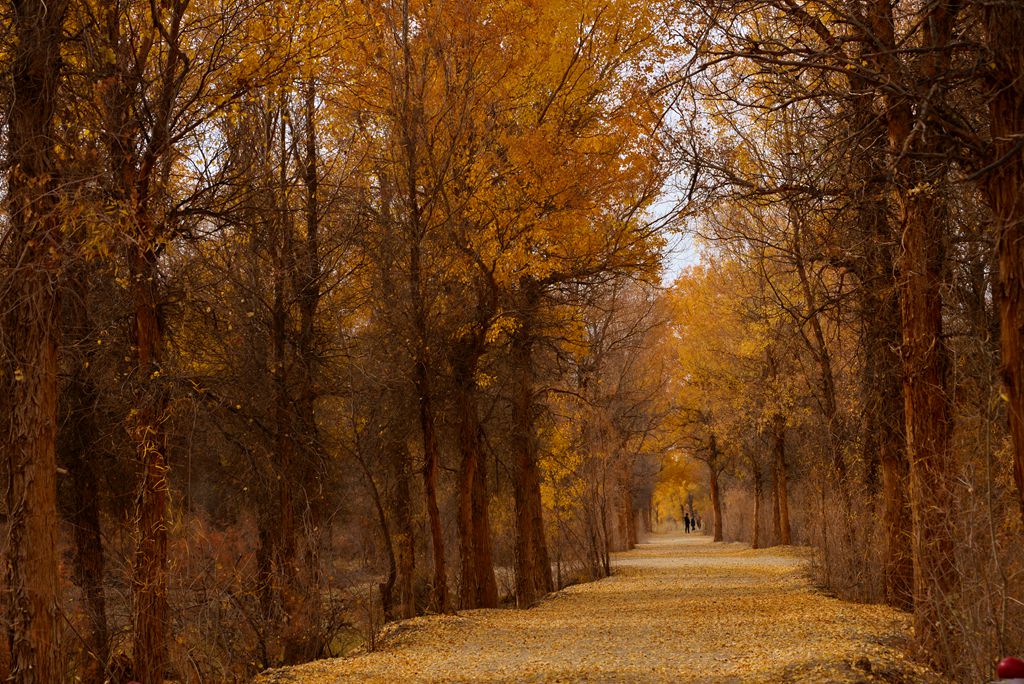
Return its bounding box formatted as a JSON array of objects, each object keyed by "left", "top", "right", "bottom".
[{"left": 1, "top": 0, "right": 69, "bottom": 679}]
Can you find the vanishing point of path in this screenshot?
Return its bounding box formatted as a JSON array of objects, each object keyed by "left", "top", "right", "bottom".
[{"left": 258, "top": 534, "right": 940, "bottom": 683}]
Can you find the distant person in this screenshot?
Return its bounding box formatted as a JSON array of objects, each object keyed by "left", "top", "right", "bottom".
[
  {"left": 695, "top": 515, "right": 703, "bottom": 532},
  {"left": 683, "top": 513, "right": 691, "bottom": 533}
]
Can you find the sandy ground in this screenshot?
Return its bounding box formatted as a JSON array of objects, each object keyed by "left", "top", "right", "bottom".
[{"left": 256, "top": 534, "right": 941, "bottom": 683}]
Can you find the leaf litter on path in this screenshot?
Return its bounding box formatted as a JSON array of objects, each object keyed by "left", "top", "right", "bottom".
[{"left": 257, "top": 534, "right": 942, "bottom": 683}]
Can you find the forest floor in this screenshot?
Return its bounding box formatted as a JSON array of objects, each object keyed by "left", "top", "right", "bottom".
[{"left": 256, "top": 533, "right": 942, "bottom": 683}]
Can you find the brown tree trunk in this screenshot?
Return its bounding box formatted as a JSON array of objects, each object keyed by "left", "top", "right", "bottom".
[
  {"left": 1, "top": 2, "right": 68, "bottom": 680},
  {"left": 772, "top": 416, "right": 791, "bottom": 546},
  {"left": 277, "top": 81, "right": 328, "bottom": 665},
  {"left": 413, "top": 342, "right": 448, "bottom": 613},
  {"left": 843, "top": 28, "right": 913, "bottom": 608},
  {"left": 980, "top": 0, "right": 1024, "bottom": 524},
  {"left": 510, "top": 292, "right": 554, "bottom": 607},
  {"left": 899, "top": 186, "right": 955, "bottom": 660},
  {"left": 869, "top": 0, "right": 958, "bottom": 659},
  {"left": 616, "top": 456, "right": 637, "bottom": 550},
  {"left": 771, "top": 472, "right": 782, "bottom": 546},
  {"left": 457, "top": 386, "right": 480, "bottom": 609},
  {"left": 621, "top": 493, "right": 636, "bottom": 549},
  {"left": 859, "top": 165, "right": 912, "bottom": 611},
  {"left": 471, "top": 430, "right": 499, "bottom": 607},
  {"left": 863, "top": 231, "right": 913, "bottom": 610},
  {"left": 398, "top": 0, "right": 448, "bottom": 615},
  {"left": 269, "top": 101, "right": 317, "bottom": 664},
  {"left": 771, "top": 448, "right": 782, "bottom": 546},
  {"left": 389, "top": 434, "right": 417, "bottom": 620},
  {"left": 751, "top": 461, "right": 763, "bottom": 550},
  {"left": 129, "top": 245, "right": 170, "bottom": 684},
  {"left": 708, "top": 435, "right": 724, "bottom": 542},
  {"left": 58, "top": 282, "right": 110, "bottom": 683},
  {"left": 455, "top": 378, "right": 498, "bottom": 609}
]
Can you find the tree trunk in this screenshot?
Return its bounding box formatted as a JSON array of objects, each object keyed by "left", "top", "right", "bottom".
[
  {"left": 751, "top": 462, "right": 763, "bottom": 550},
  {"left": 1, "top": 2, "right": 68, "bottom": 679},
  {"left": 617, "top": 458, "right": 637, "bottom": 550},
  {"left": 980, "top": 0, "right": 1024, "bottom": 524},
  {"left": 510, "top": 291, "right": 554, "bottom": 606},
  {"left": 58, "top": 285, "right": 110, "bottom": 683},
  {"left": 457, "top": 386, "right": 480, "bottom": 609},
  {"left": 277, "top": 81, "right": 328, "bottom": 665},
  {"left": 399, "top": 0, "right": 448, "bottom": 615},
  {"left": 869, "top": 0, "right": 958, "bottom": 659},
  {"left": 859, "top": 173, "right": 912, "bottom": 610},
  {"left": 707, "top": 435, "right": 724, "bottom": 542},
  {"left": 389, "top": 435, "right": 417, "bottom": 620},
  {"left": 772, "top": 416, "right": 791, "bottom": 546},
  {"left": 129, "top": 244, "right": 171, "bottom": 684},
  {"left": 455, "top": 379, "right": 498, "bottom": 609},
  {"left": 864, "top": 238, "right": 913, "bottom": 610},
  {"left": 471, "top": 429, "right": 499, "bottom": 607},
  {"left": 413, "top": 348, "right": 447, "bottom": 613},
  {"left": 771, "top": 456, "right": 782, "bottom": 546},
  {"left": 899, "top": 183, "right": 955, "bottom": 660}
]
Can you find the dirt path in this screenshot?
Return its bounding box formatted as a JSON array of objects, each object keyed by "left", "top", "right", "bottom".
[{"left": 257, "top": 534, "right": 940, "bottom": 683}]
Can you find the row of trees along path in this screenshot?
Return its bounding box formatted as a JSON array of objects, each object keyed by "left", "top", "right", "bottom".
[{"left": 3, "top": 0, "right": 1024, "bottom": 682}]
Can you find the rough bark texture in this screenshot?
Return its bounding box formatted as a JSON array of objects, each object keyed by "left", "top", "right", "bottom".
[
  {"left": 129, "top": 245, "right": 171, "bottom": 684},
  {"left": 391, "top": 436, "right": 417, "bottom": 619},
  {"left": 471, "top": 431, "right": 498, "bottom": 606},
  {"left": 751, "top": 462, "right": 763, "bottom": 550},
  {"left": 455, "top": 373, "right": 499, "bottom": 609},
  {"left": 863, "top": 247, "right": 913, "bottom": 610},
  {"left": 414, "top": 339, "right": 448, "bottom": 613},
  {"left": 399, "top": 0, "right": 448, "bottom": 615},
  {"left": 2, "top": 2, "right": 68, "bottom": 680},
  {"left": 845, "top": 32, "right": 913, "bottom": 610},
  {"left": 868, "top": 0, "right": 958, "bottom": 660},
  {"left": 771, "top": 416, "right": 790, "bottom": 546},
  {"left": 510, "top": 284, "right": 554, "bottom": 607},
  {"left": 58, "top": 276, "right": 110, "bottom": 683},
  {"left": 981, "top": 0, "right": 1024, "bottom": 524},
  {"left": 708, "top": 435, "right": 724, "bottom": 543},
  {"left": 899, "top": 183, "right": 955, "bottom": 662},
  {"left": 858, "top": 161, "right": 912, "bottom": 611}
]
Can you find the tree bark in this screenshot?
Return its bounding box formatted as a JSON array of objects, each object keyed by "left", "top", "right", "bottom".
[
  {"left": 858, "top": 159, "right": 912, "bottom": 610},
  {"left": 751, "top": 460, "right": 763, "bottom": 550},
  {"left": 412, "top": 326, "right": 448, "bottom": 613},
  {"left": 510, "top": 285, "right": 554, "bottom": 606},
  {"left": 389, "top": 434, "right": 417, "bottom": 620},
  {"left": 771, "top": 459, "right": 782, "bottom": 546},
  {"left": 129, "top": 244, "right": 171, "bottom": 684},
  {"left": 455, "top": 377, "right": 498, "bottom": 609},
  {"left": 772, "top": 416, "right": 791, "bottom": 546},
  {"left": 471, "top": 429, "right": 499, "bottom": 607},
  {"left": 58, "top": 278, "right": 110, "bottom": 683},
  {"left": 862, "top": 228, "right": 913, "bottom": 610},
  {"left": 1, "top": 2, "right": 68, "bottom": 680},
  {"left": 400, "top": 0, "right": 448, "bottom": 612},
  {"left": 708, "top": 434, "right": 724, "bottom": 542},
  {"left": 868, "top": 0, "right": 959, "bottom": 658},
  {"left": 980, "top": 0, "right": 1024, "bottom": 524}
]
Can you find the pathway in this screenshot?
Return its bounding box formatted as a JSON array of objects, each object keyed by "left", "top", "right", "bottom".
[{"left": 257, "top": 534, "right": 939, "bottom": 683}]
